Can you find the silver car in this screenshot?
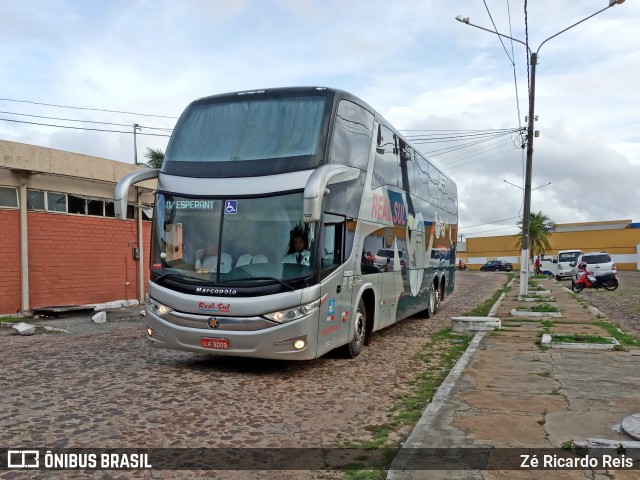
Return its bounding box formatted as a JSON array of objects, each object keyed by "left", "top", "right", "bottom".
[{"left": 570, "top": 252, "right": 617, "bottom": 286}]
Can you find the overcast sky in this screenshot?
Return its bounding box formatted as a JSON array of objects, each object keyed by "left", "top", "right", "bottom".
[{"left": 1, "top": 0, "right": 638, "bottom": 237}]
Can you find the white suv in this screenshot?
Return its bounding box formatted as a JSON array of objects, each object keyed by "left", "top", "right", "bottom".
[{"left": 571, "top": 252, "right": 616, "bottom": 286}]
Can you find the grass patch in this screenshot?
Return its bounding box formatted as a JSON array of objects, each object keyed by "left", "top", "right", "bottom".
[
  {"left": 561, "top": 439, "right": 574, "bottom": 450},
  {"left": 466, "top": 273, "right": 514, "bottom": 316},
  {"left": 340, "top": 278, "right": 517, "bottom": 477},
  {"left": 536, "top": 370, "right": 552, "bottom": 378},
  {"left": 551, "top": 334, "right": 615, "bottom": 345},
  {"left": 340, "top": 326, "right": 471, "bottom": 477},
  {"left": 594, "top": 321, "right": 640, "bottom": 347},
  {"left": 516, "top": 303, "right": 559, "bottom": 313},
  {"left": 0, "top": 316, "right": 23, "bottom": 323}
]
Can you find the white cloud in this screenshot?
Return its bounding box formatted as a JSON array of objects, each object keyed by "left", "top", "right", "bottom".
[{"left": 0, "top": 0, "right": 638, "bottom": 231}]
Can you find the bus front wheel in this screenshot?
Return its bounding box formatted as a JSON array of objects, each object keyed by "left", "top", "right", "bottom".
[{"left": 342, "top": 298, "right": 366, "bottom": 358}]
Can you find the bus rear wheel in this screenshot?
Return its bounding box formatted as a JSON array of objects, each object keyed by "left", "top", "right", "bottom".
[
  {"left": 342, "top": 298, "right": 366, "bottom": 358},
  {"left": 426, "top": 282, "right": 439, "bottom": 318}
]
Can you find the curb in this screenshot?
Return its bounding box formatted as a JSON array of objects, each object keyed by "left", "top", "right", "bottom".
[
  {"left": 387, "top": 331, "right": 486, "bottom": 478},
  {"left": 387, "top": 277, "right": 511, "bottom": 479}
]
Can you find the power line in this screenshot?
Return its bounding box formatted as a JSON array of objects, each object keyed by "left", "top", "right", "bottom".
[
  {"left": 0, "top": 97, "right": 178, "bottom": 119},
  {"left": 0, "top": 117, "right": 171, "bottom": 137},
  {"left": 459, "top": 216, "right": 521, "bottom": 229},
  {"left": 419, "top": 130, "right": 516, "bottom": 156},
  {"left": 482, "top": 0, "right": 514, "bottom": 63},
  {"left": 401, "top": 127, "right": 518, "bottom": 133},
  {"left": 463, "top": 224, "right": 519, "bottom": 236},
  {"left": 405, "top": 128, "right": 521, "bottom": 143},
  {"left": 430, "top": 137, "right": 516, "bottom": 165},
  {"left": 0, "top": 110, "right": 173, "bottom": 131},
  {"left": 441, "top": 147, "right": 519, "bottom": 171},
  {"left": 506, "top": 0, "right": 526, "bottom": 184}
]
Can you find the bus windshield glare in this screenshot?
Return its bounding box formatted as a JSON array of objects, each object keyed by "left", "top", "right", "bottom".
[
  {"left": 165, "top": 95, "right": 327, "bottom": 170},
  {"left": 150, "top": 192, "right": 316, "bottom": 286}
]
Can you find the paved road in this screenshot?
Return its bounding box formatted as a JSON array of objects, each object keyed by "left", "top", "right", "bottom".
[{"left": 0, "top": 272, "right": 506, "bottom": 480}]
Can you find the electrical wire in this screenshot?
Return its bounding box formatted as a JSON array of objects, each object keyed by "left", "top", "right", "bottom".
[
  {"left": 462, "top": 224, "right": 520, "bottom": 236},
  {"left": 430, "top": 136, "right": 517, "bottom": 164},
  {"left": 482, "top": 0, "right": 514, "bottom": 63},
  {"left": 0, "top": 117, "right": 171, "bottom": 137},
  {"left": 0, "top": 110, "right": 173, "bottom": 131},
  {"left": 459, "top": 216, "right": 521, "bottom": 229},
  {"left": 0, "top": 97, "right": 178, "bottom": 119},
  {"left": 439, "top": 147, "right": 519, "bottom": 172},
  {"left": 506, "top": 0, "right": 526, "bottom": 185}
]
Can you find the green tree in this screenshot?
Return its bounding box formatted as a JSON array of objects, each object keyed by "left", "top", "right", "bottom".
[
  {"left": 515, "top": 211, "right": 555, "bottom": 261},
  {"left": 144, "top": 147, "right": 165, "bottom": 169}
]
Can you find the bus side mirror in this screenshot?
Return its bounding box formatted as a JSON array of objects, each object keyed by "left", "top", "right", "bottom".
[
  {"left": 114, "top": 169, "right": 159, "bottom": 219},
  {"left": 303, "top": 165, "right": 360, "bottom": 223}
]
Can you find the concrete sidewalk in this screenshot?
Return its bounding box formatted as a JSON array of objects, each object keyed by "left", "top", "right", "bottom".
[{"left": 388, "top": 276, "right": 640, "bottom": 479}]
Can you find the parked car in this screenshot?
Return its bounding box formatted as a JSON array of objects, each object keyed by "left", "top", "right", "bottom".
[
  {"left": 373, "top": 248, "right": 406, "bottom": 271},
  {"left": 556, "top": 249, "right": 583, "bottom": 280},
  {"left": 480, "top": 260, "right": 513, "bottom": 272},
  {"left": 570, "top": 252, "right": 616, "bottom": 286}
]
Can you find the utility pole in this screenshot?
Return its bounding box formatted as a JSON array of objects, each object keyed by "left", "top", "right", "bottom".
[
  {"left": 456, "top": 0, "right": 625, "bottom": 295},
  {"left": 133, "top": 123, "right": 141, "bottom": 165},
  {"left": 520, "top": 52, "right": 537, "bottom": 294}
]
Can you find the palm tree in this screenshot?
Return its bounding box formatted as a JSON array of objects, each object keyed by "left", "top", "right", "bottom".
[
  {"left": 515, "top": 211, "right": 555, "bottom": 262},
  {"left": 144, "top": 147, "right": 164, "bottom": 169}
]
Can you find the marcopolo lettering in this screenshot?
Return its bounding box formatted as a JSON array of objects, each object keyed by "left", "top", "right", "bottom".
[{"left": 195, "top": 287, "right": 237, "bottom": 295}]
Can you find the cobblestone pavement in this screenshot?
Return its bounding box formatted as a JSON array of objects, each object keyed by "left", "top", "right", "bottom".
[
  {"left": 0, "top": 272, "right": 505, "bottom": 480},
  {"left": 570, "top": 271, "right": 640, "bottom": 338}
]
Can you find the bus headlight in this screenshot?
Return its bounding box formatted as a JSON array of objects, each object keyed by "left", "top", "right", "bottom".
[
  {"left": 263, "top": 299, "right": 320, "bottom": 324},
  {"left": 147, "top": 297, "right": 173, "bottom": 316}
]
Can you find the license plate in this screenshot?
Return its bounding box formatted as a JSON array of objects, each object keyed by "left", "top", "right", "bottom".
[{"left": 200, "top": 338, "right": 229, "bottom": 349}]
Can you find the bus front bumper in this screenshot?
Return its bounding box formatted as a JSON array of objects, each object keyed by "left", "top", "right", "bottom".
[{"left": 144, "top": 307, "right": 320, "bottom": 360}]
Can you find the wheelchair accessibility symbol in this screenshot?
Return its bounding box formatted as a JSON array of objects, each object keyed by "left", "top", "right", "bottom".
[{"left": 225, "top": 200, "right": 238, "bottom": 214}]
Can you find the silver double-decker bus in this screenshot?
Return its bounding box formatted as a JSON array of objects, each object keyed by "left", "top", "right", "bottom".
[{"left": 115, "top": 87, "right": 458, "bottom": 360}]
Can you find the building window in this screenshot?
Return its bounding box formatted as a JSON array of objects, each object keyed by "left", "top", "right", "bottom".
[
  {"left": 87, "top": 199, "right": 104, "bottom": 216},
  {"left": 104, "top": 202, "right": 115, "bottom": 217},
  {"left": 0, "top": 186, "right": 18, "bottom": 208},
  {"left": 47, "top": 192, "right": 67, "bottom": 212},
  {"left": 68, "top": 195, "right": 85, "bottom": 215},
  {"left": 27, "top": 189, "right": 46, "bottom": 210}
]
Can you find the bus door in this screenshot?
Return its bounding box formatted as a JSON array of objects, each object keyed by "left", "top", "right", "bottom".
[{"left": 316, "top": 214, "right": 350, "bottom": 356}]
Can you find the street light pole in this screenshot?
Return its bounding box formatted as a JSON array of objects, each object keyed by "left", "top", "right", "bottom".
[
  {"left": 133, "top": 123, "right": 141, "bottom": 165},
  {"left": 520, "top": 52, "right": 537, "bottom": 295},
  {"left": 456, "top": 0, "right": 624, "bottom": 295}
]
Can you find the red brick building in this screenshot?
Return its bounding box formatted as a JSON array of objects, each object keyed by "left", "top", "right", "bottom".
[{"left": 0, "top": 140, "right": 156, "bottom": 315}]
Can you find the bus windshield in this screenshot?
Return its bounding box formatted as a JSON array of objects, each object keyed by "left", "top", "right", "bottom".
[
  {"left": 151, "top": 192, "right": 316, "bottom": 286},
  {"left": 164, "top": 93, "right": 330, "bottom": 177}
]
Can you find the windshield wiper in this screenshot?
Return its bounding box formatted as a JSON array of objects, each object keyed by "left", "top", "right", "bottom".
[
  {"left": 222, "top": 276, "right": 296, "bottom": 291},
  {"left": 154, "top": 273, "right": 213, "bottom": 285}
]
